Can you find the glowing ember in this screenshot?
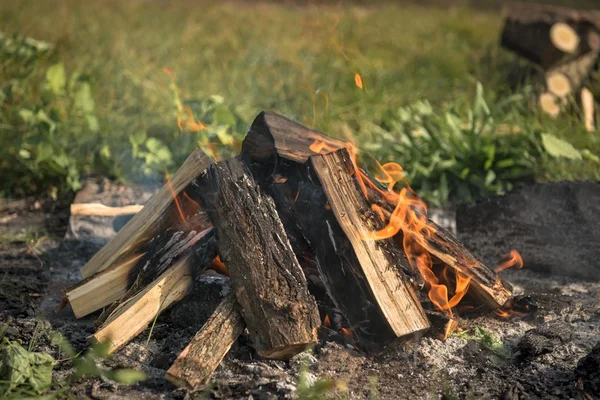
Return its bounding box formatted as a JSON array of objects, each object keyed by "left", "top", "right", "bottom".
[
  {"left": 354, "top": 73, "right": 363, "bottom": 89},
  {"left": 496, "top": 250, "right": 524, "bottom": 272}
]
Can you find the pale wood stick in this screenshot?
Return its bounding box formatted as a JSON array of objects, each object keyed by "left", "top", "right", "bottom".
[
  {"left": 165, "top": 292, "right": 244, "bottom": 390},
  {"left": 90, "top": 253, "right": 194, "bottom": 354},
  {"left": 70, "top": 203, "right": 144, "bottom": 217}
]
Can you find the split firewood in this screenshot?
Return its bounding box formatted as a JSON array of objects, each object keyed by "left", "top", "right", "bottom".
[
  {"left": 165, "top": 292, "right": 245, "bottom": 390},
  {"left": 94, "top": 222, "right": 216, "bottom": 326},
  {"left": 581, "top": 87, "right": 596, "bottom": 131},
  {"left": 64, "top": 149, "right": 214, "bottom": 317},
  {"left": 90, "top": 252, "right": 196, "bottom": 354},
  {"left": 501, "top": 2, "right": 600, "bottom": 69},
  {"left": 79, "top": 148, "right": 212, "bottom": 279},
  {"left": 242, "top": 111, "right": 512, "bottom": 314},
  {"left": 364, "top": 184, "right": 513, "bottom": 309},
  {"left": 193, "top": 158, "right": 320, "bottom": 359},
  {"left": 65, "top": 209, "right": 215, "bottom": 319},
  {"left": 70, "top": 203, "right": 144, "bottom": 217},
  {"left": 304, "top": 149, "right": 430, "bottom": 341}
]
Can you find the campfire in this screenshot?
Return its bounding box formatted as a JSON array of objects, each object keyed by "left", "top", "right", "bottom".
[{"left": 61, "top": 111, "right": 520, "bottom": 390}]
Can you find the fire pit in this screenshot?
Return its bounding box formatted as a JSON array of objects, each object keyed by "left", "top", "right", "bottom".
[
  {"left": 2, "top": 112, "right": 598, "bottom": 399},
  {"left": 60, "top": 112, "right": 537, "bottom": 390}
]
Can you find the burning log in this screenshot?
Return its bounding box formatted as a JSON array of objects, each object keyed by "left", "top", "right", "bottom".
[
  {"left": 193, "top": 158, "right": 320, "bottom": 359},
  {"left": 243, "top": 113, "right": 431, "bottom": 345},
  {"left": 242, "top": 111, "right": 512, "bottom": 315},
  {"left": 78, "top": 148, "right": 212, "bottom": 279},
  {"left": 64, "top": 150, "right": 214, "bottom": 318},
  {"left": 165, "top": 292, "right": 245, "bottom": 390},
  {"left": 90, "top": 252, "right": 196, "bottom": 354}
]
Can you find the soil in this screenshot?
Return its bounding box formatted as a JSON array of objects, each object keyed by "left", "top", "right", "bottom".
[{"left": 1, "top": 186, "right": 599, "bottom": 399}]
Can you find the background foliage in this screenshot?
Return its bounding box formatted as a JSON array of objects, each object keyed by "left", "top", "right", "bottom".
[{"left": 0, "top": 0, "right": 598, "bottom": 205}]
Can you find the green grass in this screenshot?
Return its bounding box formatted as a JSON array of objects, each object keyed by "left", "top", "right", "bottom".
[{"left": 0, "top": 0, "right": 598, "bottom": 204}]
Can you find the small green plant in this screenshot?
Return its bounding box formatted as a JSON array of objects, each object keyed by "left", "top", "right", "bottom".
[
  {"left": 454, "top": 327, "right": 511, "bottom": 359},
  {"left": 296, "top": 352, "right": 346, "bottom": 400},
  {"left": 363, "top": 83, "right": 540, "bottom": 207},
  {"left": 0, "top": 332, "right": 147, "bottom": 399}
]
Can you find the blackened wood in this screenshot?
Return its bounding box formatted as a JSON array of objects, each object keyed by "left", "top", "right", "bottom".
[
  {"left": 242, "top": 111, "right": 347, "bottom": 163},
  {"left": 94, "top": 219, "right": 217, "bottom": 327},
  {"left": 165, "top": 292, "right": 245, "bottom": 390},
  {"left": 457, "top": 181, "right": 600, "bottom": 281},
  {"left": 194, "top": 158, "right": 320, "bottom": 359},
  {"left": 243, "top": 138, "right": 428, "bottom": 346}
]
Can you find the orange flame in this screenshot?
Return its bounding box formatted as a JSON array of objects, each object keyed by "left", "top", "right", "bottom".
[
  {"left": 309, "top": 138, "right": 474, "bottom": 316},
  {"left": 496, "top": 250, "right": 523, "bottom": 272},
  {"left": 178, "top": 106, "right": 206, "bottom": 133},
  {"left": 354, "top": 73, "right": 363, "bottom": 89},
  {"left": 323, "top": 314, "right": 331, "bottom": 328},
  {"left": 210, "top": 256, "right": 229, "bottom": 276},
  {"left": 165, "top": 170, "right": 187, "bottom": 225},
  {"left": 340, "top": 327, "right": 353, "bottom": 339}
]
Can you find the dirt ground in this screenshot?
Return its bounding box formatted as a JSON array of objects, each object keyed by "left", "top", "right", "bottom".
[{"left": 1, "top": 192, "right": 599, "bottom": 399}]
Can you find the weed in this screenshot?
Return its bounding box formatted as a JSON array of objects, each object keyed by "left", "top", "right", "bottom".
[{"left": 454, "top": 327, "right": 511, "bottom": 359}]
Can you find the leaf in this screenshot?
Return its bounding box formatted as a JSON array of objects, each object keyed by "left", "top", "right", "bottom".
[
  {"left": 109, "top": 368, "right": 147, "bottom": 385},
  {"left": 86, "top": 115, "right": 99, "bottom": 133},
  {"left": 36, "top": 142, "right": 54, "bottom": 163},
  {"left": 27, "top": 352, "right": 55, "bottom": 393},
  {"left": 45, "top": 63, "right": 66, "bottom": 95},
  {"left": 74, "top": 82, "right": 95, "bottom": 113},
  {"left": 541, "top": 133, "right": 582, "bottom": 160},
  {"left": 0, "top": 339, "right": 56, "bottom": 395},
  {"left": 213, "top": 104, "right": 236, "bottom": 128},
  {"left": 18, "top": 149, "right": 31, "bottom": 159},
  {"left": 19, "top": 109, "right": 35, "bottom": 124}
]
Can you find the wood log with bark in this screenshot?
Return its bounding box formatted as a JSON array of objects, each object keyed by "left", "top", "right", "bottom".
[{"left": 193, "top": 158, "right": 321, "bottom": 359}]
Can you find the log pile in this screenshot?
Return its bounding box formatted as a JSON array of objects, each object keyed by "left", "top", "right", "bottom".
[
  {"left": 62, "top": 111, "right": 514, "bottom": 391},
  {"left": 501, "top": 2, "right": 600, "bottom": 129}
]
